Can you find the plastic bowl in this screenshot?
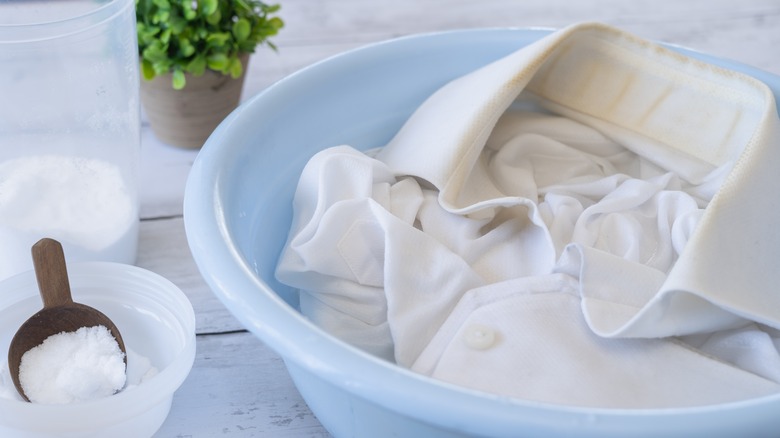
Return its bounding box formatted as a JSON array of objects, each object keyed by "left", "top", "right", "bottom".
[
  {"left": 184, "top": 28, "right": 780, "bottom": 437},
  {"left": 0, "top": 262, "right": 196, "bottom": 438}
]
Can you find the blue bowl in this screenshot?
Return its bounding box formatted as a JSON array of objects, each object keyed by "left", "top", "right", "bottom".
[{"left": 184, "top": 28, "right": 780, "bottom": 437}]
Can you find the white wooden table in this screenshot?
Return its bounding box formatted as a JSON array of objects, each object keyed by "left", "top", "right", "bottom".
[{"left": 145, "top": 1, "right": 780, "bottom": 435}]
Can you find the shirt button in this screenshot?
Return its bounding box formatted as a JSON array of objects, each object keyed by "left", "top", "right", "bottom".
[{"left": 462, "top": 324, "right": 496, "bottom": 350}]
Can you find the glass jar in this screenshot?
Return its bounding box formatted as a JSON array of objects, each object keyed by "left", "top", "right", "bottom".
[{"left": 0, "top": 0, "right": 140, "bottom": 280}]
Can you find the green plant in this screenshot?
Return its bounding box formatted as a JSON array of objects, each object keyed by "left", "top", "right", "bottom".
[{"left": 136, "top": 0, "right": 283, "bottom": 90}]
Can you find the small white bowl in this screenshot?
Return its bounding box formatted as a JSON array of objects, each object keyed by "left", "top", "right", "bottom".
[
  {"left": 184, "top": 28, "right": 780, "bottom": 437},
  {"left": 0, "top": 262, "right": 196, "bottom": 438}
]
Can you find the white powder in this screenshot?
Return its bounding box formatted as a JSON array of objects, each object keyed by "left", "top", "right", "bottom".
[
  {"left": 0, "top": 154, "right": 139, "bottom": 281},
  {"left": 18, "top": 325, "right": 127, "bottom": 404},
  {"left": 0, "top": 154, "right": 136, "bottom": 251},
  {"left": 0, "top": 345, "right": 157, "bottom": 403}
]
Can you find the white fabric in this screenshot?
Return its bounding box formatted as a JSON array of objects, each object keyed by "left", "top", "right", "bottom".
[{"left": 276, "top": 22, "right": 780, "bottom": 408}]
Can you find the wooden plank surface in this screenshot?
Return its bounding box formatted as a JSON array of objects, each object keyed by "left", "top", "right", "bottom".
[
  {"left": 159, "top": 331, "right": 329, "bottom": 437},
  {"left": 141, "top": 1, "right": 780, "bottom": 436}
]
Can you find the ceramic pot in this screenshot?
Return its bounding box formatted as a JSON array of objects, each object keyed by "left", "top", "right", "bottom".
[{"left": 140, "top": 54, "right": 248, "bottom": 149}]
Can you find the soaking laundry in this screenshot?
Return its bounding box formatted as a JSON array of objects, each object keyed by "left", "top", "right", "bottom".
[{"left": 276, "top": 22, "right": 780, "bottom": 408}]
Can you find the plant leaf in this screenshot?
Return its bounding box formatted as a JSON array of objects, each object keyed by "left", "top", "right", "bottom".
[
  {"left": 172, "top": 69, "right": 186, "bottom": 90},
  {"left": 170, "top": 16, "right": 187, "bottom": 34},
  {"left": 182, "top": 0, "right": 197, "bottom": 20},
  {"left": 264, "top": 4, "right": 281, "bottom": 13},
  {"left": 269, "top": 17, "right": 284, "bottom": 31},
  {"left": 205, "top": 8, "right": 221, "bottom": 25},
  {"left": 206, "top": 32, "right": 231, "bottom": 48},
  {"left": 179, "top": 37, "right": 195, "bottom": 57},
  {"left": 232, "top": 18, "right": 251, "bottom": 43},
  {"left": 152, "top": 59, "right": 173, "bottom": 75},
  {"left": 160, "top": 28, "right": 171, "bottom": 44},
  {"left": 142, "top": 41, "right": 169, "bottom": 62},
  {"left": 186, "top": 54, "right": 207, "bottom": 76},
  {"left": 228, "top": 56, "right": 243, "bottom": 78},
  {"left": 141, "top": 59, "right": 156, "bottom": 80},
  {"left": 206, "top": 53, "right": 229, "bottom": 72},
  {"left": 152, "top": 9, "right": 170, "bottom": 24},
  {"left": 200, "top": 0, "right": 217, "bottom": 16}
]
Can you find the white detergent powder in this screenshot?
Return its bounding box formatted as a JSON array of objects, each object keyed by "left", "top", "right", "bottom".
[
  {"left": 18, "top": 325, "right": 127, "bottom": 404},
  {"left": 0, "top": 344, "right": 157, "bottom": 403},
  {"left": 0, "top": 155, "right": 136, "bottom": 251}
]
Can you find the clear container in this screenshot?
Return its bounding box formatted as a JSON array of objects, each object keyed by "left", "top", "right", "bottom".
[{"left": 0, "top": 0, "right": 140, "bottom": 281}]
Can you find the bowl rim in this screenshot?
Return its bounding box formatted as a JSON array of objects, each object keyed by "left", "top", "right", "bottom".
[{"left": 184, "top": 27, "right": 780, "bottom": 435}]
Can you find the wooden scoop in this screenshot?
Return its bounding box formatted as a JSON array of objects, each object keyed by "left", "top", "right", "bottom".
[{"left": 6, "top": 238, "right": 127, "bottom": 402}]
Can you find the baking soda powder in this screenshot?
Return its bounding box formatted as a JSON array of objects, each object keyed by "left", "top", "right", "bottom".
[
  {"left": 0, "top": 154, "right": 138, "bottom": 280},
  {"left": 18, "top": 325, "right": 126, "bottom": 404}
]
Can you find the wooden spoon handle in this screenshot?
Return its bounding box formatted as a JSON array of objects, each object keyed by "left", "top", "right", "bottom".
[{"left": 31, "top": 238, "right": 74, "bottom": 308}]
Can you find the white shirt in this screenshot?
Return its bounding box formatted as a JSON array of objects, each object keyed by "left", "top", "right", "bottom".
[{"left": 276, "top": 22, "right": 780, "bottom": 408}]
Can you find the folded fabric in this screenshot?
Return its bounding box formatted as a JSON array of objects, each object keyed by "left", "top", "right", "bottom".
[{"left": 276, "top": 22, "right": 780, "bottom": 408}]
